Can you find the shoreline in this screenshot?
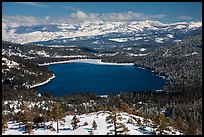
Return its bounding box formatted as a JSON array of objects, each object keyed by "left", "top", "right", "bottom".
[
  {"left": 38, "top": 59, "right": 134, "bottom": 66},
  {"left": 30, "top": 74, "right": 55, "bottom": 89},
  {"left": 135, "top": 64, "right": 168, "bottom": 80}
]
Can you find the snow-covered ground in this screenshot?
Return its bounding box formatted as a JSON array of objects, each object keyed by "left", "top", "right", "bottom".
[
  {"left": 155, "top": 37, "right": 164, "bottom": 43},
  {"left": 2, "top": 57, "right": 19, "bottom": 69},
  {"left": 140, "top": 48, "right": 146, "bottom": 52},
  {"left": 109, "top": 38, "right": 128, "bottom": 42},
  {"left": 38, "top": 59, "right": 134, "bottom": 66},
  {"left": 2, "top": 111, "right": 182, "bottom": 135},
  {"left": 126, "top": 53, "right": 147, "bottom": 57},
  {"left": 184, "top": 52, "right": 199, "bottom": 57}
]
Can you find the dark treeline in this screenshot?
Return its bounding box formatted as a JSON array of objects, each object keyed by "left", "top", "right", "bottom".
[{"left": 2, "top": 41, "right": 98, "bottom": 64}]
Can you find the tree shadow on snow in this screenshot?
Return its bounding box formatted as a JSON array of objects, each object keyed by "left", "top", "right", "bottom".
[
  {"left": 59, "top": 127, "right": 71, "bottom": 131},
  {"left": 135, "top": 127, "right": 151, "bottom": 135},
  {"left": 84, "top": 127, "right": 92, "bottom": 131}
]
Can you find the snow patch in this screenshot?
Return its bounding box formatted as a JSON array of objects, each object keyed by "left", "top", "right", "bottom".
[
  {"left": 167, "top": 34, "right": 173, "bottom": 38},
  {"left": 139, "top": 48, "right": 146, "bottom": 52},
  {"left": 2, "top": 57, "right": 19, "bottom": 69},
  {"left": 127, "top": 53, "right": 147, "bottom": 57},
  {"left": 109, "top": 38, "right": 128, "bottom": 42},
  {"left": 184, "top": 52, "right": 199, "bottom": 57},
  {"left": 155, "top": 37, "right": 164, "bottom": 43}
]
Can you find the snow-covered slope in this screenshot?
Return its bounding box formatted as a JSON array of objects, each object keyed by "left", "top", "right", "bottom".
[
  {"left": 2, "top": 111, "right": 182, "bottom": 135},
  {"left": 2, "top": 57, "right": 19, "bottom": 70},
  {"left": 2, "top": 20, "right": 202, "bottom": 46},
  {"left": 2, "top": 55, "right": 52, "bottom": 89}
]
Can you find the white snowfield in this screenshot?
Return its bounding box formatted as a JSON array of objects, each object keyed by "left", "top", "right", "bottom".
[
  {"left": 2, "top": 20, "right": 202, "bottom": 44},
  {"left": 140, "top": 48, "right": 146, "bottom": 52},
  {"left": 38, "top": 59, "right": 134, "bottom": 66},
  {"left": 2, "top": 111, "right": 182, "bottom": 135},
  {"left": 109, "top": 38, "right": 128, "bottom": 42}
]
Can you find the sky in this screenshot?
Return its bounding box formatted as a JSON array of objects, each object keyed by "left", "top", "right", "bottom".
[{"left": 2, "top": 2, "right": 202, "bottom": 26}]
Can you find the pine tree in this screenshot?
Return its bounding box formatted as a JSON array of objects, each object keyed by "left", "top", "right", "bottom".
[
  {"left": 56, "top": 102, "right": 60, "bottom": 133},
  {"left": 52, "top": 101, "right": 65, "bottom": 133},
  {"left": 26, "top": 122, "right": 33, "bottom": 135},
  {"left": 33, "top": 114, "right": 45, "bottom": 128},
  {"left": 137, "top": 118, "right": 143, "bottom": 127},
  {"left": 119, "top": 102, "right": 132, "bottom": 114},
  {"left": 20, "top": 103, "right": 34, "bottom": 135},
  {"left": 92, "top": 120, "right": 97, "bottom": 130},
  {"left": 159, "top": 113, "right": 168, "bottom": 131},
  {"left": 117, "top": 123, "right": 129, "bottom": 135},
  {"left": 96, "top": 105, "right": 106, "bottom": 111},
  {"left": 127, "top": 118, "right": 133, "bottom": 124},
  {"left": 14, "top": 111, "right": 24, "bottom": 128},
  {"left": 186, "top": 115, "right": 197, "bottom": 135},
  {"left": 71, "top": 114, "right": 80, "bottom": 130},
  {"left": 2, "top": 113, "right": 8, "bottom": 133},
  {"left": 157, "top": 113, "right": 168, "bottom": 135},
  {"left": 151, "top": 113, "right": 160, "bottom": 135},
  {"left": 83, "top": 121, "right": 88, "bottom": 126},
  {"left": 151, "top": 113, "right": 168, "bottom": 135},
  {"left": 106, "top": 109, "right": 129, "bottom": 135},
  {"left": 173, "top": 115, "right": 185, "bottom": 132},
  {"left": 143, "top": 117, "right": 149, "bottom": 126},
  {"left": 47, "top": 96, "right": 54, "bottom": 128}
]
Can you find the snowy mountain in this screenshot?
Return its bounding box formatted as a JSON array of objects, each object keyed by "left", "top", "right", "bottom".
[{"left": 2, "top": 20, "right": 202, "bottom": 47}]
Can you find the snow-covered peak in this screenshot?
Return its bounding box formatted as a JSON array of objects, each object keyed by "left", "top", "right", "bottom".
[
  {"left": 2, "top": 20, "right": 202, "bottom": 44},
  {"left": 139, "top": 20, "right": 165, "bottom": 26},
  {"left": 187, "top": 22, "right": 202, "bottom": 29},
  {"left": 168, "top": 21, "right": 202, "bottom": 29}
]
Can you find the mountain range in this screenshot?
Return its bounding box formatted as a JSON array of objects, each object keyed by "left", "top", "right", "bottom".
[{"left": 2, "top": 20, "right": 202, "bottom": 48}]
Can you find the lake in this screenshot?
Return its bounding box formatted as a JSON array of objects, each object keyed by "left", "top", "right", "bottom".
[{"left": 36, "top": 62, "right": 166, "bottom": 96}]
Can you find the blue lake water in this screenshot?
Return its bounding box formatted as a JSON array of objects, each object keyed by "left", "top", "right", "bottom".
[{"left": 36, "top": 63, "right": 166, "bottom": 96}]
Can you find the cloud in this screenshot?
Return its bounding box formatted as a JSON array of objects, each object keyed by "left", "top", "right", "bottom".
[
  {"left": 60, "top": 11, "right": 166, "bottom": 23},
  {"left": 45, "top": 16, "right": 50, "bottom": 20},
  {"left": 101, "top": 12, "right": 166, "bottom": 21},
  {"left": 177, "top": 16, "right": 192, "bottom": 20},
  {"left": 149, "top": 14, "right": 166, "bottom": 19},
  {"left": 3, "top": 15, "right": 40, "bottom": 26},
  {"left": 71, "top": 11, "right": 89, "bottom": 20},
  {"left": 62, "top": 6, "right": 81, "bottom": 11},
  {"left": 2, "top": 11, "right": 167, "bottom": 26},
  {"left": 14, "top": 2, "right": 49, "bottom": 8}
]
